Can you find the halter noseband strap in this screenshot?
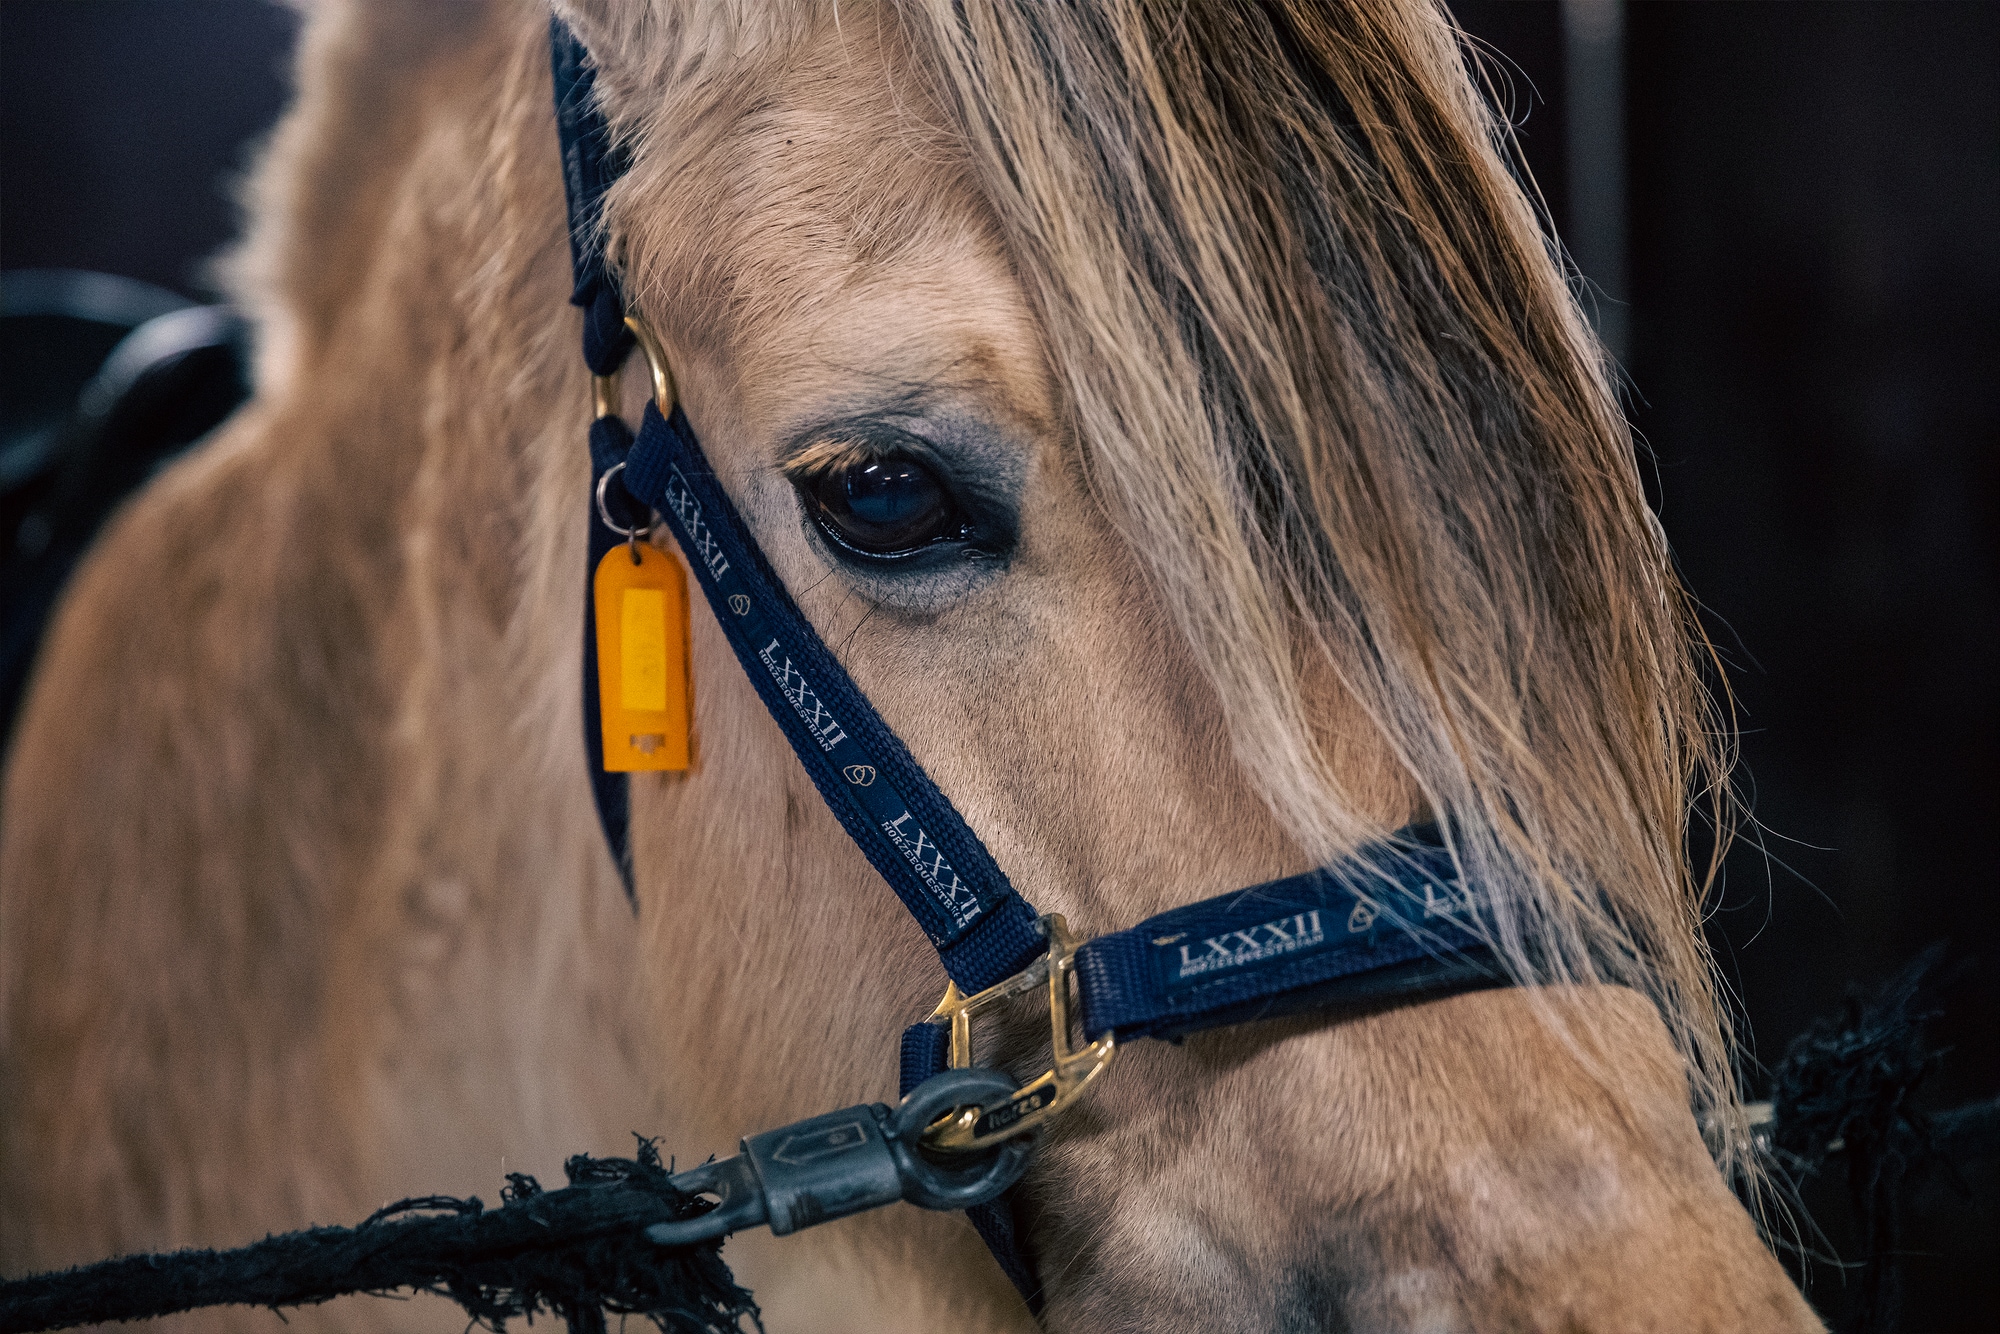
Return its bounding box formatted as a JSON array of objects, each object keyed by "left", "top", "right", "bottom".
[{"left": 549, "top": 18, "right": 1502, "bottom": 1308}]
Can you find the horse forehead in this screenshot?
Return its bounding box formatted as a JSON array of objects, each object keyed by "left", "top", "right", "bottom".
[{"left": 621, "top": 11, "right": 1036, "bottom": 391}]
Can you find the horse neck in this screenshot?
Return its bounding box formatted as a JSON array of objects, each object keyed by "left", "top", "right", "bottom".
[
  {"left": 231, "top": 0, "right": 639, "bottom": 1008},
  {"left": 233, "top": 0, "right": 586, "bottom": 692}
]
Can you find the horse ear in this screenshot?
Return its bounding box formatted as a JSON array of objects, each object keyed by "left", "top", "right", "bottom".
[
  {"left": 548, "top": 1, "right": 636, "bottom": 76},
  {"left": 547, "top": 0, "right": 626, "bottom": 58},
  {"left": 549, "top": 0, "right": 811, "bottom": 78}
]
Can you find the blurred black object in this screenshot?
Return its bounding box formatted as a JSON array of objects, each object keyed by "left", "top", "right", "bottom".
[
  {"left": 0, "top": 1, "right": 297, "bottom": 295},
  {"left": 1, "top": 270, "right": 252, "bottom": 740},
  {"left": 1765, "top": 946, "right": 2000, "bottom": 1334},
  {"left": 1, "top": 0, "right": 290, "bottom": 742}
]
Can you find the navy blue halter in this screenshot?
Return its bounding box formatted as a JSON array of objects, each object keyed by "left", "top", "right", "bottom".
[
  {"left": 619, "top": 391, "right": 1505, "bottom": 1026},
  {"left": 549, "top": 18, "right": 1501, "bottom": 1307}
]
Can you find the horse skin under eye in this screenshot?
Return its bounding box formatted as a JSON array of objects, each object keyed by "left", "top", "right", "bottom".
[{"left": 804, "top": 454, "right": 970, "bottom": 559}]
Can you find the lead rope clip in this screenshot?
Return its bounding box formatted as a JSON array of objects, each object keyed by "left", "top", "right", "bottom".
[{"left": 643, "top": 1067, "right": 1035, "bottom": 1246}]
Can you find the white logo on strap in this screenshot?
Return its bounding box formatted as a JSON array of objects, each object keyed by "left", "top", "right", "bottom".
[
  {"left": 882, "top": 810, "right": 980, "bottom": 928},
  {"left": 663, "top": 467, "right": 730, "bottom": 581},
  {"left": 1172, "top": 910, "right": 1326, "bottom": 981},
  {"left": 757, "top": 638, "right": 848, "bottom": 752}
]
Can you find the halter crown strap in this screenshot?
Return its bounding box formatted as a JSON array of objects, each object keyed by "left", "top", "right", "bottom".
[
  {"left": 553, "top": 18, "right": 640, "bottom": 894},
  {"left": 550, "top": 21, "right": 634, "bottom": 378}
]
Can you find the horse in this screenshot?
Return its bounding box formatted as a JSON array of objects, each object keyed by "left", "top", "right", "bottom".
[{"left": 1, "top": 1, "right": 1823, "bottom": 1328}]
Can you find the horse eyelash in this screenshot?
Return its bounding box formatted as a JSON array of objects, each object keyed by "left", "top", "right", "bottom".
[
  {"left": 776, "top": 422, "right": 956, "bottom": 486},
  {"left": 781, "top": 433, "right": 910, "bottom": 485}
]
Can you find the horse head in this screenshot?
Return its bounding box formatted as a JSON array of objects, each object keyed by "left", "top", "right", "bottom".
[
  {"left": 0, "top": 1, "right": 1822, "bottom": 1329},
  {"left": 547, "top": 2, "right": 1819, "bottom": 1326}
]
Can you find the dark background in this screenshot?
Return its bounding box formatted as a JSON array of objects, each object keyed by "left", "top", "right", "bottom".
[{"left": 4, "top": 1, "right": 1996, "bottom": 1328}]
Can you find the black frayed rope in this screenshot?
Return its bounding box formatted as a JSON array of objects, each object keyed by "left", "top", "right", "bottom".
[
  {"left": 6, "top": 961, "right": 1996, "bottom": 1334},
  {"left": 0, "top": 1138, "right": 759, "bottom": 1334},
  {"left": 1764, "top": 944, "right": 1998, "bottom": 1334}
]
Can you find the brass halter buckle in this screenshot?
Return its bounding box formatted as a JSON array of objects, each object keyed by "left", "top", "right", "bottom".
[{"left": 918, "top": 915, "right": 1118, "bottom": 1155}]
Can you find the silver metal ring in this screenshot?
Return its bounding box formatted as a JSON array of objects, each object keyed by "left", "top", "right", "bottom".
[
  {"left": 595, "top": 462, "right": 653, "bottom": 541},
  {"left": 885, "top": 1067, "right": 1036, "bottom": 1211}
]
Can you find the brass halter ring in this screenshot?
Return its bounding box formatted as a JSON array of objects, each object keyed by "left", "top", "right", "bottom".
[
  {"left": 591, "top": 313, "right": 678, "bottom": 422},
  {"left": 919, "top": 915, "right": 1118, "bottom": 1155}
]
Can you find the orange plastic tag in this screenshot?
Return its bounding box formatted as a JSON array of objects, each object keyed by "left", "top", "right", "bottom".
[{"left": 593, "top": 541, "right": 691, "bottom": 771}]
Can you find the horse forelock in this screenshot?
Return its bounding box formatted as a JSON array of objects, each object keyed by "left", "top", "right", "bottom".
[{"left": 896, "top": 0, "right": 1749, "bottom": 1183}]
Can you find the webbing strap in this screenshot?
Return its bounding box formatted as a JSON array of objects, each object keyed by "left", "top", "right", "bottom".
[
  {"left": 553, "top": 19, "right": 637, "bottom": 897},
  {"left": 892, "top": 834, "right": 1502, "bottom": 1082},
  {"left": 618, "top": 400, "right": 1504, "bottom": 1039},
  {"left": 550, "top": 20, "right": 633, "bottom": 377},
  {"left": 1072, "top": 833, "right": 1501, "bottom": 1041}
]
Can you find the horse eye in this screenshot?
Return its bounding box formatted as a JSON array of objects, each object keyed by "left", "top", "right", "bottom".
[{"left": 805, "top": 454, "right": 964, "bottom": 557}]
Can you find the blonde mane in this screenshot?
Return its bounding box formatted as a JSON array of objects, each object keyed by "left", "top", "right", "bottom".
[{"left": 899, "top": 0, "right": 1745, "bottom": 1176}]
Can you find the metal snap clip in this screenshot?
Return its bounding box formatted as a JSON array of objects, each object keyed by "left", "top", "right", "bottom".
[{"left": 641, "top": 1067, "right": 1033, "bottom": 1249}]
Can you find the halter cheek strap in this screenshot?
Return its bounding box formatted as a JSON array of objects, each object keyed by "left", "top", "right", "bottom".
[
  {"left": 622, "top": 403, "right": 1048, "bottom": 990},
  {"left": 549, "top": 18, "right": 1503, "bottom": 1308}
]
